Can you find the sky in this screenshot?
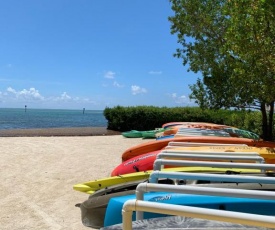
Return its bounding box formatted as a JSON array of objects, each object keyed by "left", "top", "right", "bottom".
[{"left": 0, "top": 0, "right": 201, "bottom": 110}]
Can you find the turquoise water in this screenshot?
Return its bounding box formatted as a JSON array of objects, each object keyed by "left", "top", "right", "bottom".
[{"left": 0, "top": 108, "right": 107, "bottom": 130}]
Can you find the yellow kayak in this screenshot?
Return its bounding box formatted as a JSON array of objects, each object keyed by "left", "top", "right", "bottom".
[{"left": 73, "top": 166, "right": 261, "bottom": 194}]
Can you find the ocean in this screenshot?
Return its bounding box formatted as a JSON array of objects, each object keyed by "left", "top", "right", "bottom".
[{"left": 0, "top": 108, "right": 107, "bottom": 130}]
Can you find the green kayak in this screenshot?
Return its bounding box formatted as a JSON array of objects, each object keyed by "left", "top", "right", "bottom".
[
  {"left": 122, "top": 128, "right": 166, "bottom": 139},
  {"left": 122, "top": 130, "right": 143, "bottom": 138}
]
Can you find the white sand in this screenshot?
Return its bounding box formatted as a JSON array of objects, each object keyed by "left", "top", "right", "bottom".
[{"left": 0, "top": 136, "right": 148, "bottom": 230}]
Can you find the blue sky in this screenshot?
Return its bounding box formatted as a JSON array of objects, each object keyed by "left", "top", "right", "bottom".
[{"left": 0, "top": 0, "right": 200, "bottom": 110}]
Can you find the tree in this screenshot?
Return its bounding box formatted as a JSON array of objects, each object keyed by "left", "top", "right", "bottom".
[{"left": 169, "top": 0, "right": 275, "bottom": 140}]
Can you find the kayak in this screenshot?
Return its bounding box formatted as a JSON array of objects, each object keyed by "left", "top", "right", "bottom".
[
  {"left": 161, "top": 122, "right": 229, "bottom": 129},
  {"left": 111, "top": 150, "right": 161, "bottom": 176},
  {"left": 223, "top": 127, "right": 260, "bottom": 140},
  {"left": 104, "top": 190, "right": 275, "bottom": 227},
  {"left": 122, "top": 130, "right": 143, "bottom": 138},
  {"left": 102, "top": 171, "right": 275, "bottom": 227},
  {"left": 121, "top": 136, "right": 275, "bottom": 162},
  {"left": 162, "top": 123, "right": 230, "bottom": 135},
  {"left": 76, "top": 170, "right": 271, "bottom": 229},
  {"left": 74, "top": 166, "right": 262, "bottom": 195},
  {"left": 162, "top": 125, "right": 259, "bottom": 140},
  {"left": 112, "top": 145, "right": 275, "bottom": 176},
  {"left": 122, "top": 129, "right": 166, "bottom": 139}
]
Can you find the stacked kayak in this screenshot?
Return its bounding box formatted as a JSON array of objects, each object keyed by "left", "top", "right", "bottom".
[
  {"left": 75, "top": 163, "right": 275, "bottom": 229},
  {"left": 158, "top": 122, "right": 260, "bottom": 140},
  {"left": 102, "top": 172, "right": 275, "bottom": 227},
  {"left": 121, "top": 136, "right": 275, "bottom": 161},
  {"left": 73, "top": 121, "right": 275, "bottom": 229},
  {"left": 121, "top": 122, "right": 239, "bottom": 139},
  {"left": 111, "top": 145, "right": 275, "bottom": 176},
  {"left": 161, "top": 122, "right": 230, "bottom": 130}
]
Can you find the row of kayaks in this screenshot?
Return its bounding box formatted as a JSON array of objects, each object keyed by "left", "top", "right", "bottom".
[
  {"left": 74, "top": 122, "right": 275, "bottom": 229},
  {"left": 122, "top": 122, "right": 260, "bottom": 140}
]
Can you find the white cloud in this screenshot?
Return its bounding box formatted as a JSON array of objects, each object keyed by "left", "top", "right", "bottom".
[
  {"left": 0, "top": 86, "right": 110, "bottom": 109},
  {"left": 131, "top": 85, "right": 147, "bottom": 95},
  {"left": 54, "top": 92, "right": 72, "bottom": 101},
  {"left": 104, "top": 71, "right": 115, "bottom": 79},
  {"left": 6, "top": 87, "right": 16, "bottom": 94},
  {"left": 61, "top": 92, "right": 71, "bottom": 100},
  {"left": 7, "top": 87, "right": 44, "bottom": 100},
  {"left": 148, "top": 70, "right": 162, "bottom": 75},
  {"left": 169, "top": 93, "right": 189, "bottom": 104},
  {"left": 113, "top": 81, "right": 124, "bottom": 88},
  {"left": 171, "top": 93, "right": 177, "bottom": 98},
  {"left": 3, "top": 87, "right": 87, "bottom": 104}
]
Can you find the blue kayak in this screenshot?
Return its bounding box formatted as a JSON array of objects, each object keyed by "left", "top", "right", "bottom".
[{"left": 104, "top": 192, "right": 275, "bottom": 226}]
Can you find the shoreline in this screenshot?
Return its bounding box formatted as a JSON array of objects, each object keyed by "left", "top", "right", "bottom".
[{"left": 0, "top": 127, "right": 121, "bottom": 137}]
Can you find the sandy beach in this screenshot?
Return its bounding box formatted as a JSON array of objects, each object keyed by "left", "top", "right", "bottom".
[{"left": 0, "top": 128, "right": 149, "bottom": 230}]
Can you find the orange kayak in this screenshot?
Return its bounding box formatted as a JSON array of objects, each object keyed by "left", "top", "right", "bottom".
[{"left": 121, "top": 136, "right": 275, "bottom": 162}]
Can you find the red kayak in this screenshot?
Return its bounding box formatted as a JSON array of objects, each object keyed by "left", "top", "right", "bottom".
[{"left": 111, "top": 150, "right": 161, "bottom": 176}]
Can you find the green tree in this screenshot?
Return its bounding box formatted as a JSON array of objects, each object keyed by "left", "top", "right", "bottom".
[{"left": 169, "top": 0, "right": 275, "bottom": 140}]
